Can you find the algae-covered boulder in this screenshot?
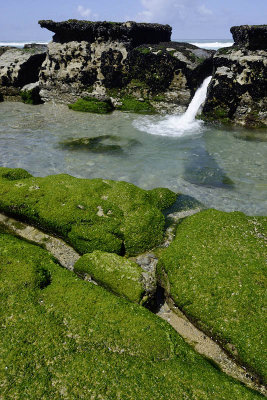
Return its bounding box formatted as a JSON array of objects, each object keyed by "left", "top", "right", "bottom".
[
  {"left": 158, "top": 209, "right": 267, "bottom": 382},
  {"left": 0, "top": 167, "right": 177, "bottom": 256},
  {"left": 68, "top": 97, "right": 114, "bottom": 113},
  {"left": 74, "top": 251, "right": 150, "bottom": 304},
  {"left": 0, "top": 232, "right": 262, "bottom": 399}
]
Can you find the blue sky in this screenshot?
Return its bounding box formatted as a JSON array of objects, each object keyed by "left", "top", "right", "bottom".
[{"left": 1, "top": 0, "right": 266, "bottom": 41}]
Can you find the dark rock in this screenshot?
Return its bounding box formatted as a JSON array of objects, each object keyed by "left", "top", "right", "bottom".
[
  {"left": 39, "top": 20, "right": 172, "bottom": 46},
  {"left": 202, "top": 25, "right": 267, "bottom": 128},
  {"left": 24, "top": 43, "right": 48, "bottom": 51},
  {"left": 230, "top": 25, "right": 267, "bottom": 50},
  {"left": 183, "top": 145, "right": 234, "bottom": 189},
  {"left": 59, "top": 135, "right": 140, "bottom": 154}
]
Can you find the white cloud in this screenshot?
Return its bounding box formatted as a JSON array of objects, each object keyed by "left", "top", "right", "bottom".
[
  {"left": 77, "top": 5, "right": 99, "bottom": 19},
  {"left": 136, "top": 0, "right": 213, "bottom": 23},
  {"left": 77, "top": 5, "right": 92, "bottom": 18},
  {"left": 198, "top": 4, "right": 213, "bottom": 16}
]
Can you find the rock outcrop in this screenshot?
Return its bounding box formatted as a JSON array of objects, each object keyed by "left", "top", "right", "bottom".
[
  {"left": 0, "top": 45, "right": 46, "bottom": 100},
  {"left": 38, "top": 20, "right": 213, "bottom": 112},
  {"left": 202, "top": 25, "right": 267, "bottom": 128}
]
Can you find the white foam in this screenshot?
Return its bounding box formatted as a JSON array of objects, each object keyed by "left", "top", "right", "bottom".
[
  {"left": 133, "top": 76, "right": 212, "bottom": 137},
  {"left": 0, "top": 41, "right": 49, "bottom": 48},
  {"left": 190, "top": 41, "right": 233, "bottom": 50}
]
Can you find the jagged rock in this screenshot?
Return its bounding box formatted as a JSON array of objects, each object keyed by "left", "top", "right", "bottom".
[
  {"left": 231, "top": 25, "right": 267, "bottom": 50},
  {"left": 0, "top": 47, "right": 46, "bottom": 100},
  {"left": 39, "top": 20, "right": 172, "bottom": 45},
  {"left": 202, "top": 25, "right": 267, "bottom": 128},
  {"left": 38, "top": 19, "right": 213, "bottom": 109}
]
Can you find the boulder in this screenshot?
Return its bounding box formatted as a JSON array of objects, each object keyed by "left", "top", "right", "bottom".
[
  {"left": 230, "top": 25, "right": 267, "bottom": 50},
  {"left": 0, "top": 167, "right": 177, "bottom": 256},
  {"left": 74, "top": 250, "right": 156, "bottom": 304},
  {"left": 202, "top": 25, "right": 267, "bottom": 128},
  {"left": 0, "top": 47, "right": 46, "bottom": 100}
]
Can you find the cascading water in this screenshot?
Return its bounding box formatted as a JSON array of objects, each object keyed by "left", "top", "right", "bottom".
[{"left": 133, "top": 75, "right": 212, "bottom": 137}]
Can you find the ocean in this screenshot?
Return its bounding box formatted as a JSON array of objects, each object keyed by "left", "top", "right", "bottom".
[{"left": 0, "top": 39, "right": 234, "bottom": 50}]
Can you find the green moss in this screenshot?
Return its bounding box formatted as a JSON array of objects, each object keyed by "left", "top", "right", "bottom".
[
  {"left": 74, "top": 251, "right": 145, "bottom": 303},
  {"left": 136, "top": 47, "right": 151, "bottom": 55},
  {"left": 158, "top": 209, "right": 267, "bottom": 382},
  {"left": 0, "top": 168, "right": 177, "bottom": 256},
  {"left": 68, "top": 97, "right": 113, "bottom": 114},
  {"left": 0, "top": 233, "right": 262, "bottom": 399},
  {"left": 117, "top": 96, "right": 156, "bottom": 114},
  {"left": 20, "top": 90, "right": 37, "bottom": 105},
  {"left": 0, "top": 167, "right": 32, "bottom": 181},
  {"left": 152, "top": 94, "right": 166, "bottom": 102},
  {"left": 200, "top": 106, "right": 231, "bottom": 125},
  {"left": 148, "top": 188, "right": 178, "bottom": 210}
]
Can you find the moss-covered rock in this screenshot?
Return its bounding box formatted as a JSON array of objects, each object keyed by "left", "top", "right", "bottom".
[
  {"left": 117, "top": 96, "right": 156, "bottom": 114},
  {"left": 0, "top": 232, "right": 262, "bottom": 399},
  {"left": 20, "top": 86, "right": 43, "bottom": 105},
  {"left": 68, "top": 97, "right": 114, "bottom": 113},
  {"left": 74, "top": 251, "right": 146, "bottom": 303},
  {"left": 0, "top": 167, "right": 178, "bottom": 256},
  {"left": 158, "top": 209, "right": 267, "bottom": 382}
]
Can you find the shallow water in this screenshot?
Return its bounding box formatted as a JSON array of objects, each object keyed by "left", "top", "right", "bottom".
[{"left": 0, "top": 102, "right": 266, "bottom": 215}]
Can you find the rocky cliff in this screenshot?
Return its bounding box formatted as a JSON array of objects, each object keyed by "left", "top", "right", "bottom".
[
  {"left": 38, "top": 20, "right": 213, "bottom": 112},
  {"left": 202, "top": 25, "right": 267, "bottom": 128}
]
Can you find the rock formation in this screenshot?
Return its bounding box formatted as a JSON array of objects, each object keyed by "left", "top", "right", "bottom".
[
  {"left": 202, "top": 25, "right": 267, "bottom": 128},
  {"left": 38, "top": 20, "right": 213, "bottom": 112},
  {"left": 0, "top": 45, "right": 46, "bottom": 101}
]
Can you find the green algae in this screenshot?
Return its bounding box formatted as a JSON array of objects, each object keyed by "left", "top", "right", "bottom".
[
  {"left": 117, "top": 96, "right": 156, "bottom": 114},
  {"left": 0, "top": 232, "right": 262, "bottom": 399},
  {"left": 68, "top": 97, "right": 114, "bottom": 114},
  {"left": 74, "top": 251, "right": 145, "bottom": 303},
  {"left": 158, "top": 209, "right": 267, "bottom": 382},
  {"left": 0, "top": 167, "right": 177, "bottom": 256}
]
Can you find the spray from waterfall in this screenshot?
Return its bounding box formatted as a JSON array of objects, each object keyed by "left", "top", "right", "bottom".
[{"left": 133, "top": 75, "right": 212, "bottom": 137}]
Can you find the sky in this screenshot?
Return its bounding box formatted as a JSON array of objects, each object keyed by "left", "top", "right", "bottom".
[{"left": 0, "top": 0, "right": 266, "bottom": 41}]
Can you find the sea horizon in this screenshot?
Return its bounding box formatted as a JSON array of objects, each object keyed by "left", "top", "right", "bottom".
[{"left": 0, "top": 38, "right": 234, "bottom": 50}]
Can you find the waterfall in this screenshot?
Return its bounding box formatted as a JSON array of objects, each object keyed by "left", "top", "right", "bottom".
[{"left": 133, "top": 75, "right": 212, "bottom": 137}]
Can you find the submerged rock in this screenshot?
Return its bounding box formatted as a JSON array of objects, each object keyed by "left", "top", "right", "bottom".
[
  {"left": 60, "top": 135, "right": 140, "bottom": 154},
  {"left": 158, "top": 209, "right": 267, "bottom": 383},
  {"left": 183, "top": 145, "right": 234, "bottom": 188},
  {"left": 202, "top": 25, "right": 267, "bottom": 128}
]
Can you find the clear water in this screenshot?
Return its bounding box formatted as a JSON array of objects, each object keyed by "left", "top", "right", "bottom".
[{"left": 0, "top": 101, "right": 266, "bottom": 215}]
